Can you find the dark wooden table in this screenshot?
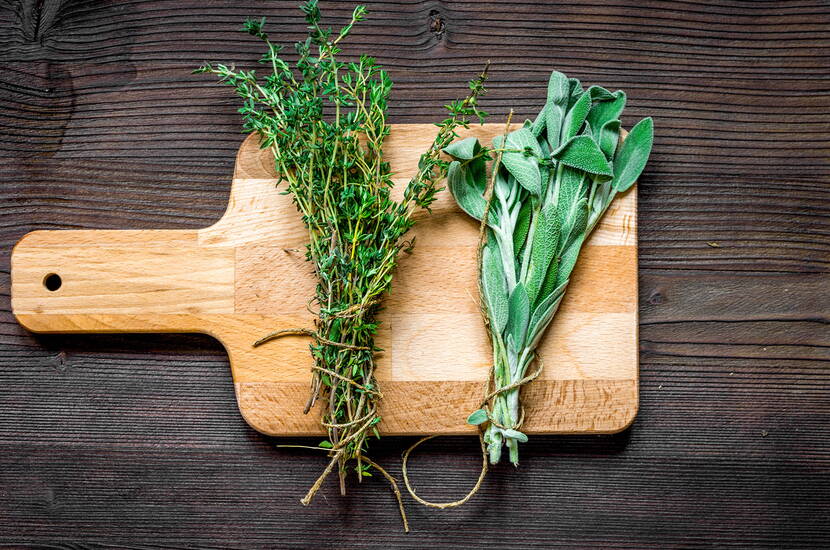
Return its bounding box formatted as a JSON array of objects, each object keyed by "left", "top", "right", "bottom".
[{"left": 2, "top": 1, "right": 828, "bottom": 548}]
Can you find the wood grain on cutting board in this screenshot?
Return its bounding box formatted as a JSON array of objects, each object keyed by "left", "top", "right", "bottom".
[{"left": 10, "top": 123, "right": 638, "bottom": 436}]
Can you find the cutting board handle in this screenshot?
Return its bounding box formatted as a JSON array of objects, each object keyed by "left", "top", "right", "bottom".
[{"left": 11, "top": 228, "right": 236, "bottom": 334}]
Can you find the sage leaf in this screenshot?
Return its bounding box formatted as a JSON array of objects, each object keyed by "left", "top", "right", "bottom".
[
  {"left": 494, "top": 168, "right": 511, "bottom": 200},
  {"left": 481, "top": 237, "right": 509, "bottom": 334},
  {"left": 612, "top": 117, "right": 654, "bottom": 192},
  {"left": 447, "top": 161, "right": 487, "bottom": 221},
  {"left": 591, "top": 179, "right": 611, "bottom": 219},
  {"left": 469, "top": 149, "right": 488, "bottom": 192},
  {"left": 552, "top": 135, "right": 613, "bottom": 178},
  {"left": 527, "top": 287, "right": 566, "bottom": 348},
  {"left": 552, "top": 198, "right": 588, "bottom": 288},
  {"left": 444, "top": 136, "right": 479, "bottom": 160},
  {"left": 538, "top": 132, "right": 551, "bottom": 157},
  {"left": 507, "top": 438, "right": 519, "bottom": 465},
  {"left": 547, "top": 70, "right": 571, "bottom": 105},
  {"left": 567, "top": 198, "right": 589, "bottom": 247},
  {"left": 536, "top": 255, "right": 561, "bottom": 308},
  {"left": 585, "top": 85, "right": 616, "bottom": 102},
  {"left": 545, "top": 71, "right": 570, "bottom": 147},
  {"left": 494, "top": 127, "right": 543, "bottom": 196},
  {"left": 506, "top": 332, "right": 517, "bottom": 356},
  {"left": 556, "top": 236, "right": 583, "bottom": 286},
  {"left": 507, "top": 283, "right": 530, "bottom": 348},
  {"left": 488, "top": 430, "right": 503, "bottom": 464},
  {"left": 502, "top": 428, "right": 529, "bottom": 443},
  {"left": 538, "top": 137, "right": 553, "bottom": 197},
  {"left": 598, "top": 119, "right": 621, "bottom": 160},
  {"left": 446, "top": 136, "right": 487, "bottom": 192},
  {"left": 513, "top": 200, "right": 533, "bottom": 254},
  {"left": 586, "top": 90, "right": 625, "bottom": 134},
  {"left": 537, "top": 194, "right": 581, "bottom": 302},
  {"left": 556, "top": 166, "right": 585, "bottom": 216},
  {"left": 556, "top": 200, "right": 589, "bottom": 285},
  {"left": 531, "top": 104, "right": 547, "bottom": 137},
  {"left": 525, "top": 202, "right": 560, "bottom": 306},
  {"left": 531, "top": 280, "right": 567, "bottom": 325},
  {"left": 467, "top": 409, "right": 489, "bottom": 425},
  {"left": 508, "top": 126, "right": 543, "bottom": 158},
  {"left": 562, "top": 91, "right": 592, "bottom": 142},
  {"left": 567, "top": 77, "right": 583, "bottom": 108}
]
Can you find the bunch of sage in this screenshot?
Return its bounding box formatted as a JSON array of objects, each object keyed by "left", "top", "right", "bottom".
[{"left": 446, "top": 71, "right": 653, "bottom": 465}]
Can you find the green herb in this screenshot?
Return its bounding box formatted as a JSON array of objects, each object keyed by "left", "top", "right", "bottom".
[
  {"left": 196, "top": 1, "right": 487, "bottom": 525},
  {"left": 446, "top": 71, "right": 653, "bottom": 465}
]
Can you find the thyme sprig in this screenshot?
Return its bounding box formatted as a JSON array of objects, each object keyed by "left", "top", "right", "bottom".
[
  {"left": 196, "top": 1, "right": 487, "bottom": 523},
  {"left": 446, "top": 71, "right": 653, "bottom": 465}
]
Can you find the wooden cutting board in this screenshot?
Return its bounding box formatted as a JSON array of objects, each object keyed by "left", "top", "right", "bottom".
[{"left": 11, "top": 124, "right": 638, "bottom": 436}]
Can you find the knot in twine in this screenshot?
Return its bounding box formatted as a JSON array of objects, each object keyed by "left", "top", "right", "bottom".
[
  {"left": 401, "top": 353, "right": 543, "bottom": 508},
  {"left": 252, "top": 299, "right": 407, "bottom": 532}
]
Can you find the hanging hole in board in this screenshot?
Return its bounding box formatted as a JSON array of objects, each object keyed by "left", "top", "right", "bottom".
[{"left": 43, "top": 273, "right": 62, "bottom": 292}]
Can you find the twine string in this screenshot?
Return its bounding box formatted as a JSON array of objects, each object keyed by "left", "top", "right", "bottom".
[{"left": 255, "top": 311, "right": 407, "bottom": 531}]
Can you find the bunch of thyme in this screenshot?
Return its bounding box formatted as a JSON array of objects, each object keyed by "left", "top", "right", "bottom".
[
  {"left": 196, "top": 1, "right": 487, "bottom": 522},
  {"left": 446, "top": 71, "right": 653, "bottom": 465}
]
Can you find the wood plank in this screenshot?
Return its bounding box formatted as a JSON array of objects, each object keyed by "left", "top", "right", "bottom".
[{"left": 12, "top": 240, "right": 234, "bottom": 315}]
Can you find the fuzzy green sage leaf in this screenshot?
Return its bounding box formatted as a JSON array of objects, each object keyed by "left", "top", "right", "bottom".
[
  {"left": 467, "top": 409, "right": 489, "bottom": 425},
  {"left": 552, "top": 135, "right": 613, "bottom": 177},
  {"left": 495, "top": 127, "right": 543, "bottom": 196},
  {"left": 612, "top": 117, "right": 654, "bottom": 192}
]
